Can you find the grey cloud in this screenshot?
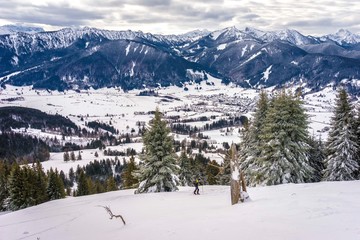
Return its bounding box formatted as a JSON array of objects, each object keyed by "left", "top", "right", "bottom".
[{"left": 0, "top": 3, "right": 104, "bottom": 27}]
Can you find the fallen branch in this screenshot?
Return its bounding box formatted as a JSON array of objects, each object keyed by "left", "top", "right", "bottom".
[{"left": 99, "top": 205, "right": 126, "bottom": 225}]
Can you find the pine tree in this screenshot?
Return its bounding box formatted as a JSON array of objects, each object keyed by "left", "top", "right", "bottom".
[
  {"left": 8, "top": 164, "right": 26, "bottom": 210},
  {"left": 70, "top": 151, "right": 76, "bottom": 161},
  {"left": 76, "top": 169, "right": 90, "bottom": 196},
  {"left": 33, "top": 161, "right": 48, "bottom": 205},
  {"left": 241, "top": 91, "right": 269, "bottom": 186},
  {"left": 134, "top": 108, "right": 179, "bottom": 193},
  {"left": 46, "top": 168, "right": 65, "bottom": 200},
  {"left": 122, "top": 155, "right": 139, "bottom": 189},
  {"left": 308, "top": 135, "right": 325, "bottom": 182},
  {"left": 63, "top": 152, "right": 70, "bottom": 162},
  {"left": 178, "top": 151, "right": 193, "bottom": 186},
  {"left": 77, "top": 151, "right": 82, "bottom": 160},
  {"left": 256, "top": 90, "right": 313, "bottom": 185},
  {"left": 106, "top": 176, "right": 118, "bottom": 191},
  {"left": 324, "top": 89, "right": 359, "bottom": 181},
  {"left": 0, "top": 161, "right": 11, "bottom": 210}
]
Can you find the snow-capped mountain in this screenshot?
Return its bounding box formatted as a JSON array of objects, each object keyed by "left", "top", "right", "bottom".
[
  {"left": 321, "top": 29, "right": 360, "bottom": 45},
  {"left": 0, "top": 26, "right": 359, "bottom": 95},
  {"left": 0, "top": 24, "right": 44, "bottom": 35}
]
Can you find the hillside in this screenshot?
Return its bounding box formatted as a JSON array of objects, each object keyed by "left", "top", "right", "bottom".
[
  {"left": 0, "top": 182, "right": 359, "bottom": 240},
  {"left": 1, "top": 27, "right": 360, "bottom": 95}
]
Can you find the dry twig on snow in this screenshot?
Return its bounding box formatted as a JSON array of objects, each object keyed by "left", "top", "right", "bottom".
[{"left": 99, "top": 205, "right": 126, "bottom": 225}]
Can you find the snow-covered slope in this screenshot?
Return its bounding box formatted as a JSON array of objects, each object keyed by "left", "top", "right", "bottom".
[
  {"left": 321, "top": 29, "right": 360, "bottom": 45},
  {"left": 1, "top": 181, "right": 359, "bottom": 240}
]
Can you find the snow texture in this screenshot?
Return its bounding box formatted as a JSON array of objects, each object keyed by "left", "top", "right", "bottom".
[{"left": 1, "top": 182, "right": 360, "bottom": 240}]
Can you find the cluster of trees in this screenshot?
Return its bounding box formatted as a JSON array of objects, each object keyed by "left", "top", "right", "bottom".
[
  {"left": 171, "top": 116, "right": 247, "bottom": 135},
  {"left": 239, "top": 89, "right": 360, "bottom": 186},
  {"left": 103, "top": 148, "right": 137, "bottom": 157},
  {"left": 0, "top": 132, "right": 50, "bottom": 164},
  {"left": 0, "top": 161, "right": 65, "bottom": 211},
  {"left": 63, "top": 151, "right": 82, "bottom": 161},
  {"left": 133, "top": 108, "right": 229, "bottom": 193},
  {"left": 86, "top": 121, "right": 118, "bottom": 134}
]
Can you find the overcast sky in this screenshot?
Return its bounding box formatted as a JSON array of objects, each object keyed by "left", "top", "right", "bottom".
[{"left": 0, "top": 0, "right": 359, "bottom": 35}]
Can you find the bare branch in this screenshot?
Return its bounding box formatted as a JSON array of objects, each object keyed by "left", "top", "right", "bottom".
[{"left": 99, "top": 205, "right": 126, "bottom": 225}]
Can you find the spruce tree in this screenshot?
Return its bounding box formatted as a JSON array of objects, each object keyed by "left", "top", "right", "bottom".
[
  {"left": 122, "top": 155, "right": 139, "bottom": 189},
  {"left": 178, "top": 151, "right": 193, "bottom": 186},
  {"left": 8, "top": 164, "right": 26, "bottom": 210},
  {"left": 0, "top": 161, "right": 11, "bottom": 210},
  {"left": 134, "top": 108, "right": 179, "bottom": 193},
  {"left": 33, "top": 161, "right": 48, "bottom": 205},
  {"left": 77, "top": 151, "right": 82, "bottom": 160},
  {"left": 241, "top": 91, "right": 269, "bottom": 186},
  {"left": 308, "top": 135, "right": 325, "bottom": 182},
  {"left": 77, "top": 169, "right": 90, "bottom": 196},
  {"left": 70, "top": 151, "right": 76, "bottom": 161},
  {"left": 106, "top": 176, "right": 118, "bottom": 191},
  {"left": 256, "top": 90, "right": 313, "bottom": 185},
  {"left": 63, "top": 152, "right": 70, "bottom": 162},
  {"left": 46, "top": 168, "right": 65, "bottom": 200},
  {"left": 324, "top": 89, "right": 359, "bottom": 181}
]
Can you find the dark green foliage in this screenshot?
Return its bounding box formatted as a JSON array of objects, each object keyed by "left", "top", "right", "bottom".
[
  {"left": 122, "top": 156, "right": 139, "bottom": 189},
  {"left": 308, "top": 136, "right": 325, "bottom": 182},
  {"left": 106, "top": 176, "right": 118, "bottom": 191},
  {"left": 0, "top": 161, "right": 11, "bottom": 210},
  {"left": 47, "top": 168, "right": 66, "bottom": 200},
  {"left": 7, "top": 162, "right": 56, "bottom": 211},
  {"left": 206, "top": 160, "right": 220, "bottom": 185},
  {"left": 0, "top": 132, "right": 50, "bottom": 164},
  {"left": 70, "top": 152, "right": 76, "bottom": 161},
  {"left": 178, "top": 151, "right": 193, "bottom": 186},
  {"left": 77, "top": 170, "right": 90, "bottom": 196},
  {"left": 0, "top": 106, "right": 78, "bottom": 133},
  {"left": 87, "top": 121, "right": 117, "bottom": 134},
  {"left": 63, "top": 152, "right": 70, "bottom": 162}
]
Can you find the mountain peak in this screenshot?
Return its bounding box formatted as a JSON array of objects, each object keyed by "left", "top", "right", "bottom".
[
  {"left": 322, "top": 29, "right": 360, "bottom": 44},
  {"left": 0, "top": 24, "right": 44, "bottom": 35}
]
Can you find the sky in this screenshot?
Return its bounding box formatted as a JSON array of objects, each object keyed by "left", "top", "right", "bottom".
[{"left": 0, "top": 0, "right": 359, "bottom": 35}]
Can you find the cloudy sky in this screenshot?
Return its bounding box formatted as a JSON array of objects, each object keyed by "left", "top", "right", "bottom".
[{"left": 0, "top": 0, "right": 359, "bottom": 35}]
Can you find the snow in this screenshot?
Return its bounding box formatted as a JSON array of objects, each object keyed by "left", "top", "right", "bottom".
[
  {"left": 217, "top": 43, "right": 227, "bottom": 51},
  {"left": 241, "top": 44, "right": 248, "bottom": 57},
  {"left": 261, "top": 65, "right": 272, "bottom": 82},
  {"left": 129, "top": 61, "right": 136, "bottom": 77},
  {"left": 1, "top": 181, "right": 359, "bottom": 240},
  {"left": 240, "top": 51, "right": 262, "bottom": 66},
  {"left": 125, "top": 44, "right": 131, "bottom": 56}
]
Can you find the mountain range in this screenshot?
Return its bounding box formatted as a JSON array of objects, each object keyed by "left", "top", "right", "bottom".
[{"left": 0, "top": 25, "right": 359, "bottom": 95}]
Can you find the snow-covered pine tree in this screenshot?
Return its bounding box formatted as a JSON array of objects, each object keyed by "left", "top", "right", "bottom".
[
  {"left": 256, "top": 90, "right": 313, "bottom": 185},
  {"left": 308, "top": 135, "right": 325, "bottom": 182},
  {"left": 240, "top": 90, "right": 269, "bottom": 186},
  {"left": 134, "top": 107, "right": 179, "bottom": 193},
  {"left": 178, "top": 151, "right": 193, "bottom": 186},
  {"left": 324, "top": 89, "right": 359, "bottom": 181}
]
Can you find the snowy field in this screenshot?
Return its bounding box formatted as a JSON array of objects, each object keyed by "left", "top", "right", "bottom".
[
  {"left": 0, "top": 77, "right": 344, "bottom": 144},
  {"left": 1, "top": 181, "right": 360, "bottom": 240}
]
